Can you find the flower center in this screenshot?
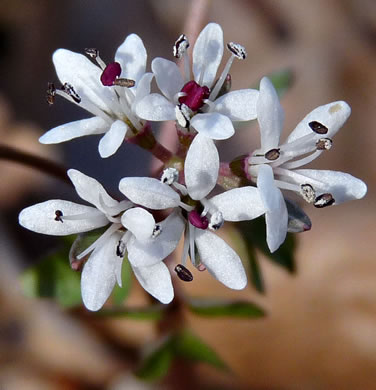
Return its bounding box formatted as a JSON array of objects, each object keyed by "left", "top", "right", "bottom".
[
  {"left": 100, "top": 62, "right": 122, "bottom": 86},
  {"left": 188, "top": 210, "right": 209, "bottom": 229},
  {"left": 178, "top": 81, "right": 210, "bottom": 111}
]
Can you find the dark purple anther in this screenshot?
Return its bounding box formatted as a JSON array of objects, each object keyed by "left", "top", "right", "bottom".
[
  {"left": 188, "top": 210, "right": 209, "bottom": 229},
  {"left": 100, "top": 62, "right": 122, "bottom": 86},
  {"left": 178, "top": 81, "right": 210, "bottom": 111}
]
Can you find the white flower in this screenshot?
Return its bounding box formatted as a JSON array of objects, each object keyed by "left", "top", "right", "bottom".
[
  {"left": 135, "top": 23, "right": 259, "bottom": 140},
  {"left": 120, "top": 134, "right": 268, "bottom": 289},
  {"left": 40, "top": 34, "right": 153, "bottom": 158},
  {"left": 19, "top": 169, "right": 132, "bottom": 310},
  {"left": 247, "top": 77, "right": 367, "bottom": 249}
]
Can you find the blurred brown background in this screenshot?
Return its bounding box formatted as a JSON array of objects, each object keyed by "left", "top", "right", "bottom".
[{"left": 0, "top": 0, "right": 375, "bottom": 389}]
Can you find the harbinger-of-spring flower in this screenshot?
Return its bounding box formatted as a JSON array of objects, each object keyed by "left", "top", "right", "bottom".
[
  {"left": 120, "top": 134, "right": 271, "bottom": 289},
  {"left": 135, "top": 23, "right": 259, "bottom": 140},
  {"left": 18, "top": 170, "right": 184, "bottom": 310},
  {"left": 39, "top": 34, "right": 153, "bottom": 158},
  {"left": 246, "top": 77, "right": 367, "bottom": 250}
]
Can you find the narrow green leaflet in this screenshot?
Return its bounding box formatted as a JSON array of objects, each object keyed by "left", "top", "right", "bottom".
[
  {"left": 243, "top": 236, "right": 265, "bottom": 293},
  {"left": 21, "top": 247, "right": 81, "bottom": 308},
  {"left": 188, "top": 298, "right": 266, "bottom": 318},
  {"left": 97, "top": 304, "right": 165, "bottom": 320},
  {"left": 136, "top": 330, "right": 227, "bottom": 381},
  {"left": 238, "top": 218, "right": 296, "bottom": 273},
  {"left": 174, "top": 329, "right": 227, "bottom": 370},
  {"left": 136, "top": 336, "right": 175, "bottom": 381},
  {"left": 112, "top": 256, "right": 132, "bottom": 305}
]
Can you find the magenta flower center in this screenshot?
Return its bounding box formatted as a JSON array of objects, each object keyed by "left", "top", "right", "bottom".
[
  {"left": 100, "top": 62, "right": 122, "bottom": 86},
  {"left": 188, "top": 210, "right": 209, "bottom": 229},
  {"left": 178, "top": 81, "right": 210, "bottom": 111}
]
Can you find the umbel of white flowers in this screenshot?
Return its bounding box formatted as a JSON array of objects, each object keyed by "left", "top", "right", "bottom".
[{"left": 19, "top": 22, "right": 367, "bottom": 311}]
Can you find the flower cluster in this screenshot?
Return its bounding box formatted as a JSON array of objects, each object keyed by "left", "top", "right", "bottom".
[{"left": 19, "top": 23, "right": 367, "bottom": 311}]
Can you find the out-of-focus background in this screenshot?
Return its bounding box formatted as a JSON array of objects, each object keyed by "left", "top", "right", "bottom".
[{"left": 0, "top": 0, "right": 375, "bottom": 388}]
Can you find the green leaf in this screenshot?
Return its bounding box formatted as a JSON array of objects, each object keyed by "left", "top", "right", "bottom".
[
  {"left": 21, "top": 250, "right": 81, "bottom": 308},
  {"left": 243, "top": 237, "right": 265, "bottom": 293},
  {"left": 238, "top": 218, "right": 296, "bottom": 273},
  {"left": 97, "top": 304, "right": 165, "bottom": 320},
  {"left": 136, "top": 336, "right": 175, "bottom": 381},
  {"left": 174, "top": 329, "right": 227, "bottom": 370},
  {"left": 188, "top": 298, "right": 266, "bottom": 318},
  {"left": 112, "top": 257, "right": 132, "bottom": 305},
  {"left": 267, "top": 68, "right": 293, "bottom": 97}
]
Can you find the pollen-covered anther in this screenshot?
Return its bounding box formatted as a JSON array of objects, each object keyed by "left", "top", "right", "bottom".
[
  {"left": 316, "top": 138, "right": 332, "bottom": 151},
  {"left": 100, "top": 62, "right": 122, "bottom": 86},
  {"left": 116, "top": 240, "right": 126, "bottom": 257},
  {"left": 265, "top": 148, "right": 280, "bottom": 161},
  {"left": 54, "top": 210, "right": 63, "bottom": 223},
  {"left": 152, "top": 224, "right": 162, "bottom": 238},
  {"left": 227, "top": 42, "right": 247, "bottom": 59},
  {"left": 188, "top": 210, "right": 209, "bottom": 229},
  {"left": 175, "top": 104, "right": 191, "bottom": 128},
  {"left": 113, "top": 78, "right": 135, "bottom": 88},
  {"left": 300, "top": 184, "right": 316, "bottom": 203},
  {"left": 84, "top": 48, "right": 99, "bottom": 59},
  {"left": 314, "top": 193, "right": 335, "bottom": 208},
  {"left": 309, "top": 121, "right": 328, "bottom": 134},
  {"left": 173, "top": 34, "right": 190, "bottom": 58},
  {"left": 174, "top": 264, "right": 193, "bottom": 282},
  {"left": 46, "top": 82, "right": 56, "bottom": 106},
  {"left": 161, "top": 167, "right": 179, "bottom": 185},
  {"left": 61, "top": 83, "right": 81, "bottom": 103},
  {"left": 209, "top": 211, "right": 224, "bottom": 231}
]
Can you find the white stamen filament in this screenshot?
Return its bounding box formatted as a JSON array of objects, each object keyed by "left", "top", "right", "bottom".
[
  {"left": 95, "top": 56, "right": 106, "bottom": 70},
  {"left": 173, "top": 182, "right": 188, "bottom": 196},
  {"left": 77, "top": 223, "right": 121, "bottom": 260},
  {"left": 209, "top": 54, "right": 235, "bottom": 101},
  {"left": 183, "top": 51, "right": 191, "bottom": 83},
  {"left": 181, "top": 227, "right": 190, "bottom": 266},
  {"left": 61, "top": 211, "right": 105, "bottom": 222},
  {"left": 202, "top": 99, "right": 215, "bottom": 113},
  {"left": 282, "top": 150, "right": 323, "bottom": 170},
  {"left": 189, "top": 223, "right": 196, "bottom": 266},
  {"left": 174, "top": 92, "right": 187, "bottom": 105},
  {"left": 272, "top": 179, "right": 302, "bottom": 192},
  {"left": 273, "top": 167, "right": 325, "bottom": 188},
  {"left": 178, "top": 201, "right": 194, "bottom": 212}
]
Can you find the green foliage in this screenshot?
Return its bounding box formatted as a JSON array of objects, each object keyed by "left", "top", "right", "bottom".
[
  {"left": 97, "top": 304, "right": 166, "bottom": 320},
  {"left": 189, "top": 298, "right": 265, "bottom": 318},
  {"left": 136, "top": 329, "right": 227, "bottom": 381},
  {"left": 237, "top": 217, "right": 296, "bottom": 292},
  {"left": 21, "top": 242, "right": 81, "bottom": 308}
]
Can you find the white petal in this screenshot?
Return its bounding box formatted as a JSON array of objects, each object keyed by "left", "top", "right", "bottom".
[
  {"left": 287, "top": 101, "right": 351, "bottom": 143},
  {"left": 81, "top": 232, "right": 122, "bottom": 311},
  {"left": 152, "top": 58, "right": 184, "bottom": 101},
  {"left": 115, "top": 34, "right": 147, "bottom": 83},
  {"left": 135, "top": 94, "right": 176, "bottom": 121},
  {"left": 19, "top": 200, "right": 108, "bottom": 236},
  {"left": 132, "top": 262, "right": 173, "bottom": 304},
  {"left": 214, "top": 89, "right": 259, "bottom": 121},
  {"left": 98, "top": 120, "right": 128, "bottom": 158},
  {"left": 119, "top": 177, "right": 180, "bottom": 209},
  {"left": 294, "top": 169, "right": 367, "bottom": 204},
  {"left": 265, "top": 194, "right": 288, "bottom": 253},
  {"left": 257, "top": 164, "right": 280, "bottom": 212},
  {"left": 193, "top": 23, "right": 223, "bottom": 87},
  {"left": 39, "top": 117, "right": 108, "bottom": 144},
  {"left": 132, "top": 72, "right": 154, "bottom": 110},
  {"left": 185, "top": 134, "right": 219, "bottom": 200},
  {"left": 195, "top": 230, "right": 247, "bottom": 289},
  {"left": 191, "top": 112, "right": 234, "bottom": 140},
  {"left": 68, "top": 169, "right": 119, "bottom": 210},
  {"left": 122, "top": 207, "right": 155, "bottom": 241},
  {"left": 53, "top": 49, "right": 117, "bottom": 113},
  {"left": 127, "top": 211, "right": 185, "bottom": 267},
  {"left": 257, "top": 77, "right": 284, "bottom": 152},
  {"left": 210, "top": 187, "right": 265, "bottom": 221}
]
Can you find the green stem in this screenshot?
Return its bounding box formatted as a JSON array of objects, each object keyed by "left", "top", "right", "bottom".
[{"left": 0, "top": 144, "right": 71, "bottom": 185}]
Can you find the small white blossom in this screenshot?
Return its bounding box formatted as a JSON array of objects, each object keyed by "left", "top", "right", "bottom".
[
  {"left": 40, "top": 34, "right": 153, "bottom": 158},
  {"left": 247, "top": 77, "right": 367, "bottom": 250},
  {"left": 135, "top": 23, "right": 259, "bottom": 140},
  {"left": 119, "top": 134, "right": 269, "bottom": 290}
]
